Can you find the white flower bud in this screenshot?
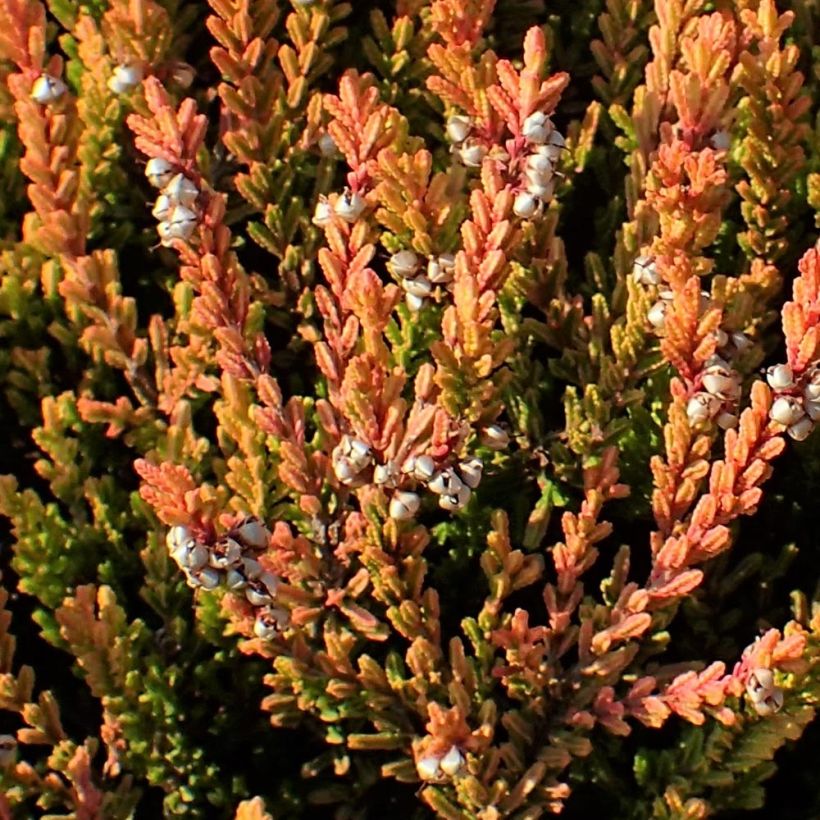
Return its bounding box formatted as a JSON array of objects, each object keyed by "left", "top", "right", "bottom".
[
  {"left": 401, "top": 456, "right": 417, "bottom": 474},
  {"left": 145, "top": 157, "right": 175, "bottom": 189},
  {"left": 770, "top": 396, "right": 805, "bottom": 427},
  {"left": 163, "top": 173, "right": 199, "bottom": 207},
  {"left": 313, "top": 197, "right": 333, "bottom": 226},
  {"left": 254, "top": 609, "right": 283, "bottom": 640},
  {"left": 522, "top": 111, "right": 552, "bottom": 144},
  {"left": 373, "top": 461, "right": 398, "bottom": 487},
  {"left": 173, "top": 542, "right": 210, "bottom": 573},
  {"left": 166, "top": 525, "right": 194, "bottom": 552},
  {"left": 346, "top": 438, "right": 372, "bottom": 469},
  {"left": 0, "top": 734, "right": 16, "bottom": 768},
  {"left": 716, "top": 411, "right": 738, "bottom": 430},
  {"left": 428, "top": 468, "right": 464, "bottom": 496},
  {"left": 417, "top": 755, "right": 441, "bottom": 780},
  {"left": 513, "top": 192, "right": 540, "bottom": 219},
  {"left": 388, "top": 250, "right": 419, "bottom": 279},
  {"left": 439, "top": 746, "right": 465, "bottom": 776},
  {"left": 389, "top": 491, "right": 420, "bottom": 521},
  {"left": 686, "top": 392, "right": 719, "bottom": 425},
  {"left": 246, "top": 577, "right": 274, "bottom": 607},
  {"left": 647, "top": 300, "right": 667, "bottom": 330},
  {"left": 242, "top": 557, "right": 263, "bottom": 579},
  {"left": 747, "top": 667, "right": 774, "bottom": 698},
  {"left": 731, "top": 331, "right": 753, "bottom": 351},
  {"left": 788, "top": 415, "right": 814, "bottom": 441},
  {"left": 403, "top": 276, "right": 433, "bottom": 298},
  {"left": 804, "top": 380, "right": 820, "bottom": 402},
  {"left": 406, "top": 293, "right": 425, "bottom": 312},
  {"left": 210, "top": 537, "right": 243, "bottom": 569},
  {"left": 191, "top": 567, "right": 221, "bottom": 590},
  {"left": 31, "top": 74, "right": 67, "bottom": 104},
  {"left": 713, "top": 328, "right": 728, "bottom": 348},
  {"left": 152, "top": 193, "right": 174, "bottom": 222},
  {"left": 334, "top": 189, "right": 365, "bottom": 222},
  {"left": 439, "top": 484, "right": 471, "bottom": 511},
  {"left": 235, "top": 517, "right": 270, "bottom": 550},
  {"left": 805, "top": 397, "right": 820, "bottom": 421},
  {"left": 766, "top": 364, "right": 794, "bottom": 391},
  {"left": 458, "top": 457, "right": 483, "bottom": 489},
  {"left": 701, "top": 366, "right": 741, "bottom": 402},
  {"left": 165, "top": 205, "right": 198, "bottom": 241},
  {"left": 481, "top": 424, "right": 510, "bottom": 450},
  {"left": 459, "top": 138, "right": 487, "bottom": 168},
  {"left": 107, "top": 63, "right": 143, "bottom": 94},
  {"left": 413, "top": 455, "right": 436, "bottom": 482},
  {"left": 333, "top": 455, "right": 358, "bottom": 485},
  {"left": 526, "top": 178, "right": 555, "bottom": 201},
  {"left": 632, "top": 255, "right": 660, "bottom": 286},
  {"left": 225, "top": 569, "right": 248, "bottom": 590},
  {"left": 526, "top": 152, "right": 555, "bottom": 177},
  {"left": 318, "top": 133, "right": 337, "bottom": 156},
  {"left": 428, "top": 254, "right": 456, "bottom": 284},
  {"left": 752, "top": 687, "right": 784, "bottom": 716},
  {"left": 543, "top": 130, "right": 566, "bottom": 161},
  {"left": 446, "top": 114, "right": 472, "bottom": 145},
  {"left": 710, "top": 130, "right": 730, "bottom": 151}
]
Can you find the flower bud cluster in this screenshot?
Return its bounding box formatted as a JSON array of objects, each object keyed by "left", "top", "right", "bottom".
[
  {"left": 513, "top": 111, "right": 565, "bottom": 219},
  {"left": 416, "top": 745, "right": 466, "bottom": 781},
  {"left": 145, "top": 160, "right": 201, "bottom": 245},
  {"left": 767, "top": 363, "right": 820, "bottom": 441},
  {"left": 387, "top": 250, "right": 456, "bottom": 311},
  {"left": 686, "top": 354, "right": 743, "bottom": 429},
  {"left": 166, "top": 518, "right": 289, "bottom": 639},
  {"left": 30, "top": 73, "right": 67, "bottom": 105},
  {"left": 745, "top": 667, "right": 784, "bottom": 717}
]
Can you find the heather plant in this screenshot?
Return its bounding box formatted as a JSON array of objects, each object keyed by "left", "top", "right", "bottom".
[{"left": 3, "top": 0, "right": 820, "bottom": 817}]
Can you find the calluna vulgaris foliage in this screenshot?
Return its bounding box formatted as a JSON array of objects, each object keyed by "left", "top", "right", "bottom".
[{"left": 4, "top": 0, "right": 820, "bottom": 817}]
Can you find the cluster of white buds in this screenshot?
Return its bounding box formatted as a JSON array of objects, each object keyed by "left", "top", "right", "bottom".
[
  {"left": 767, "top": 363, "right": 820, "bottom": 441},
  {"left": 144, "top": 159, "right": 200, "bottom": 245},
  {"left": 388, "top": 455, "right": 482, "bottom": 519},
  {"left": 107, "top": 62, "right": 144, "bottom": 94},
  {"left": 445, "top": 115, "right": 486, "bottom": 167},
  {"left": 30, "top": 73, "right": 67, "bottom": 104},
  {"left": 313, "top": 189, "right": 366, "bottom": 225},
  {"left": 166, "top": 518, "right": 289, "bottom": 638},
  {"left": 513, "top": 112, "right": 565, "bottom": 219},
  {"left": 387, "top": 250, "right": 456, "bottom": 311},
  {"left": 647, "top": 286, "right": 711, "bottom": 332},
  {"left": 332, "top": 435, "right": 373, "bottom": 487},
  {"left": 745, "top": 667, "right": 784, "bottom": 717},
  {"left": 416, "top": 746, "right": 466, "bottom": 781},
  {"left": 687, "top": 354, "right": 743, "bottom": 429}
]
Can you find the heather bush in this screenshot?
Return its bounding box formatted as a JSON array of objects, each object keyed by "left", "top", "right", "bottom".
[{"left": 2, "top": 0, "right": 820, "bottom": 817}]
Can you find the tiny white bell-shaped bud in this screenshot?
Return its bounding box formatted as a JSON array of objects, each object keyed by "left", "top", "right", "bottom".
[
  {"left": 713, "top": 328, "right": 728, "bottom": 348},
  {"left": 389, "top": 491, "right": 420, "bottom": 521},
  {"left": 166, "top": 524, "right": 194, "bottom": 552},
  {"left": 632, "top": 255, "right": 660, "bottom": 286},
  {"left": 526, "top": 152, "right": 555, "bottom": 177},
  {"left": 163, "top": 173, "right": 199, "bottom": 207},
  {"left": 701, "top": 366, "right": 740, "bottom": 402},
  {"left": 458, "top": 457, "right": 483, "bottom": 489},
  {"left": 225, "top": 569, "right": 247, "bottom": 590},
  {"left": 145, "top": 157, "right": 175, "bottom": 188},
  {"left": 333, "top": 455, "right": 358, "bottom": 485},
  {"left": 428, "top": 254, "right": 456, "bottom": 284},
  {"left": 716, "top": 411, "right": 738, "bottom": 430},
  {"left": 173, "top": 542, "right": 210, "bottom": 572},
  {"left": 526, "top": 178, "right": 555, "bottom": 201},
  {"left": 254, "top": 609, "right": 281, "bottom": 640},
  {"left": 152, "top": 194, "right": 173, "bottom": 221},
  {"left": 788, "top": 415, "right": 814, "bottom": 441},
  {"left": 446, "top": 114, "right": 472, "bottom": 144},
  {"left": 543, "top": 130, "right": 566, "bottom": 161},
  {"left": 647, "top": 300, "right": 667, "bottom": 330},
  {"left": 428, "top": 468, "right": 464, "bottom": 496},
  {"left": 413, "top": 455, "right": 436, "bottom": 482},
  {"left": 406, "top": 292, "right": 425, "bottom": 312},
  {"left": 165, "top": 204, "right": 197, "bottom": 241},
  {"left": 31, "top": 74, "right": 67, "bottom": 104},
  {"left": 439, "top": 746, "right": 465, "bottom": 776},
  {"left": 417, "top": 755, "right": 441, "bottom": 780},
  {"left": 209, "top": 537, "right": 243, "bottom": 569},
  {"left": 373, "top": 461, "right": 398, "bottom": 487},
  {"left": 766, "top": 364, "right": 794, "bottom": 391},
  {"left": 246, "top": 578, "right": 274, "bottom": 607},
  {"left": 346, "top": 438, "right": 372, "bottom": 468},
  {"left": 403, "top": 276, "right": 433, "bottom": 299},
  {"left": 513, "top": 191, "right": 540, "bottom": 219},
  {"left": 731, "top": 331, "right": 753, "bottom": 351},
  {"left": 193, "top": 567, "right": 221, "bottom": 590},
  {"left": 522, "top": 111, "right": 552, "bottom": 144},
  {"left": 710, "top": 130, "right": 730, "bottom": 151},
  {"left": 313, "top": 197, "right": 333, "bottom": 226},
  {"left": 481, "top": 424, "right": 509, "bottom": 450},
  {"left": 439, "top": 484, "right": 471, "bottom": 512},
  {"left": 459, "top": 138, "right": 487, "bottom": 168},
  {"left": 335, "top": 189, "right": 365, "bottom": 222},
  {"left": 686, "top": 393, "right": 719, "bottom": 426},
  {"left": 235, "top": 517, "right": 270, "bottom": 550},
  {"left": 318, "top": 133, "right": 337, "bottom": 156},
  {"left": 242, "top": 557, "right": 263, "bottom": 579},
  {"left": 108, "top": 63, "right": 143, "bottom": 94},
  {"left": 804, "top": 397, "right": 820, "bottom": 421},
  {"left": 388, "top": 250, "right": 419, "bottom": 279},
  {"left": 770, "top": 396, "right": 805, "bottom": 427}
]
